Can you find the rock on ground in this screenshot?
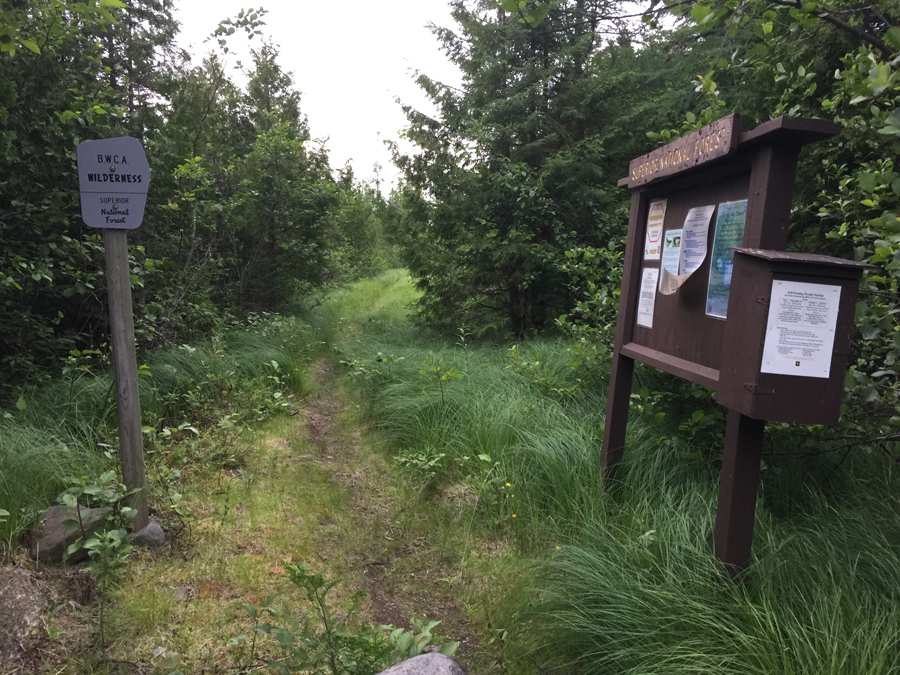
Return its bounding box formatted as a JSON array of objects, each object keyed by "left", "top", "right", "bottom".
[
  {"left": 376, "top": 654, "right": 468, "bottom": 675},
  {"left": 0, "top": 567, "right": 45, "bottom": 663},
  {"left": 29, "top": 504, "right": 106, "bottom": 563},
  {"left": 133, "top": 519, "right": 166, "bottom": 548}
]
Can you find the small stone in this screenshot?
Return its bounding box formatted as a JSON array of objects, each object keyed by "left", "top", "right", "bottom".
[
  {"left": 0, "top": 567, "right": 45, "bottom": 662},
  {"left": 376, "top": 654, "right": 468, "bottom": 675},
  {"left": 133, "top": 519, "right": 166, "bottom": 548},
  {"left": 30, "top": 505, "right": 107, "bottom": 563}
]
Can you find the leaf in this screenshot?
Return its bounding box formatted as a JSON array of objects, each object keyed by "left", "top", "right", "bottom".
[
  {"left": 859, "top": 172, "right": 878, "bottom": 193},
  {"left": 151, "top": 650, "right": 181, "bottom": 671},
  {"left": 19, "top": 39, "right": 40, "bottom": 54},
  {"left": 99, "top": 0, "right": 128, "bottom": 6},
  {"left": 845, "top": 370, "right": 857, "bottom": 389},
  {"left": 868, "top": 63, "right": 890, "bottom": 89},
  {"left": 861, "top": 323, "right": 881, "bottom": 340},
  {"left": 861, "top": 386, "right": 879, "bottom": 403},
  {"left": 691, "top": 3, "right": 711, "bottom": 23},
  {"left": 441, "top": 641, "right": 461, "bottom": 656},
  {"left": 886, "top": 109, "right": 900, "bottom": 128},
  {"left": 15, "top": 396, "right": 26, "bottom": 410},
  {"left": 885, "top": 27, "right": 900, "bottom": 50}
]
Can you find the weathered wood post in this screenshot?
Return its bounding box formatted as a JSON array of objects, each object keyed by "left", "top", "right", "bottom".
[{"left": 77, "top": 137, "right": 151, "bottom": 532}]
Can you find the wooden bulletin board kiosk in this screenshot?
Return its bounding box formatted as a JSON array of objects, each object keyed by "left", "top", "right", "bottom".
[{"left": 602, "top": 114, "right": 866, "bottom": 574}]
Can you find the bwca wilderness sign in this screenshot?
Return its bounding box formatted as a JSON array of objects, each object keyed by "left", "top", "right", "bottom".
[
  {"left": 76, "top": 136, "right": 151, "bottom": 230},
  {"left": 625, "top": 114, "right": 740, "bottom": 188},
  {"left": 74, "top": 136, "right": 152, "bottom": 530}
]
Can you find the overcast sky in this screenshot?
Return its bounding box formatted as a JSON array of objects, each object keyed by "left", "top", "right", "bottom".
[{"left": 174, "top": 1, "right": 464, "bottom": 191}]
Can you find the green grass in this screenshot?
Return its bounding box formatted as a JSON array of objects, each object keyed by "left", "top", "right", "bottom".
[
  {"left": 307, "top": 269, "right": 420, "bottom": 346},
  {"left": 515, "top": 438, "right": 900, "bottom": 675},
  {"left": 335, "top": 274, "right": 900, "bottom": 675},
  {"left": 7, "top": 269, "right": 900, "bottom": 674},
  {"left": 0, "top": 312, "right": 318, "bottom": 558},
  {"left": 0, "top": 418, "right": 105, "bottom": 550}
]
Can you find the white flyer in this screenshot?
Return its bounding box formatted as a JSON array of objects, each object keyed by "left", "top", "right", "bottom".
[
  {"left": 760, "top": 280, "right": 841, "bottom": 378},
  {"left": 636, "top": 267, "right": 660, "bottom": 328},
  {"left": 643, "top": 200, "right": 667, "bottom": 260},
  {"left": 659, "top": 228, "right": 682, "bottom": 291},
  {"left": 680, "top": 204, "right": 715, "bottom": 275},
  {"left": 658, "top": 205, "right": 715, "bottom": 295}
]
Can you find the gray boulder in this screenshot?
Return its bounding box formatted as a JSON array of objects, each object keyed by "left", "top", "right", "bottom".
[
  {"left": 377, "top": 654, "right": 468, "bottom": 675},
  {"left": 0, "top": 567, "right": 45, "bottom": 662},
  {"left": 133, "top": 519, "right": 166, "bottom": 548},
  {"left": 29, "top": 504, "right": 106, "bottom": 563}
]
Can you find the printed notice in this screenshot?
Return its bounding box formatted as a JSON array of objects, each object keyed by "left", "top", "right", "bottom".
[
  {"left": 659, "top": 228, "right": 682, "bottom": 291},
  {"left": 637, "top": 267, "right": 660, "bottom": 328},
  {"left": 644, "top": 200, "right": 667, "bottom": 260},
  {"left": 760, "top": 281, "right": 841, "bottom": 378},
  {"left": 706, "top": 200, "right": 748, "bottom": 318},
  {"left": 658, "top": 205, "right": 714, "bottom": 295}
]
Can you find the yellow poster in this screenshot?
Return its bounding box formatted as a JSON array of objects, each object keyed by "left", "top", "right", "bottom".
[{"left": 643, "top": 200, "right": 667, "bottom": 260}]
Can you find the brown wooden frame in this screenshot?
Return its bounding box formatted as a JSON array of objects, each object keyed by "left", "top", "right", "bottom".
[{"left": 601, "top": 115, "right": 860, "bottom": 574}]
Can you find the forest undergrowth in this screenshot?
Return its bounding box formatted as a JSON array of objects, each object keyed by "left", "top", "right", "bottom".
[
  {"left": 0, "top": 271, "right": 508, "bottom": 674},
  {"left": 336, "top": 273, "right": 900, "bottom": 675},
  {"left": 3, "top": 269, "right": 900, "bottom": 674}
]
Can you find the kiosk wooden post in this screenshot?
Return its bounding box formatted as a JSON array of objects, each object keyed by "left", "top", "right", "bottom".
[
  {"left": 601, "top": 115, "right": 865, "bottom": 574},
  {"left": 714, "top": 409, "right": 765, "bottom": 571}
]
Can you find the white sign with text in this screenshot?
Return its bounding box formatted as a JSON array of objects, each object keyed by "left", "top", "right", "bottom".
[
  {"left": 760, "top": 280, "right": 841, "bottom": 378},
  {"left": 77, "top": 137, "right": 150, "bottom": 229}
]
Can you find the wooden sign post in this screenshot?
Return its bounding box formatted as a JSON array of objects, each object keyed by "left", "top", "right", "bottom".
[
  {"left": 77, "top": 137, "right": 151, "bottom": 532},
  {"left": 603, "top": 115, "right": 865, "bottom": 574}
]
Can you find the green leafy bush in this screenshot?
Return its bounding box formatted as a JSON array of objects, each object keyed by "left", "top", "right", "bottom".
[{"left": 228, "top": 562, "right": 458, "bottom": 674}]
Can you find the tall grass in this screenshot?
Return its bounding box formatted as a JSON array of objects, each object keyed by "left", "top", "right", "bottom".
[
  {"left": 517, "top": 438, "right": 900, "bottom": 675},
  {"left": 0, "top": 418, "right": 105, "bottom": 549},
  {"left": 307, "top": 269, "right": 420, "bottom": 346},
  {"left": 334, "top": 276, "right": 900, "bottom": 675},
  {"left": 1, "top": 312, "right": 317, "bottom": 554}
]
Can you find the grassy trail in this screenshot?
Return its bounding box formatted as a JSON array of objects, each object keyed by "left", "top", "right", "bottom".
[
  {"left": 26, "top": 270, "right": 500, "bottom": 674},
  {"left": 18, "top": 269, "right": 900, "bottom": 674}
]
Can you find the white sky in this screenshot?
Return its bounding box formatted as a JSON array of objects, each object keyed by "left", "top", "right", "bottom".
[{"left": 174, "top": 1, "right": 464, "bottom": 192}]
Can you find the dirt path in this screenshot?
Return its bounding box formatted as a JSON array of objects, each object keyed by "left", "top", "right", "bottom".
[
  {"left": 301, "top": 360, "right": 479, "bottom": 656},
  {"left": 2, "top": 359, "right": 487, "bottom": 674}
]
